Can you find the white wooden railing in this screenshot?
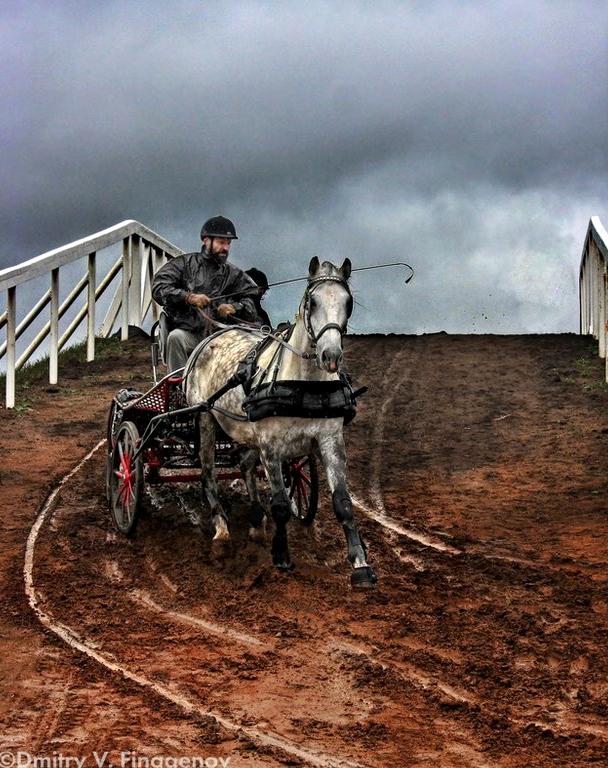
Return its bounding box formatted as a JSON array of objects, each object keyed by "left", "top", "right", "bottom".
[
  {"left": 0, "top": 220, "right": 183, "bottom": 408},
  {"left": 579, "top": 216, "right": 608, "bottom": 380}
]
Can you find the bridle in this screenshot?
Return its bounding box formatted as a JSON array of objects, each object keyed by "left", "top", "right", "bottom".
[{"left": 302, "top": 275, "right": 353, "bottom": 345}]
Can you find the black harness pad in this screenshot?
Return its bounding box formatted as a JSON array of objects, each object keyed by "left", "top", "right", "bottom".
[{"left": 242, "top": 378, "right": 359, "bottom": 424}]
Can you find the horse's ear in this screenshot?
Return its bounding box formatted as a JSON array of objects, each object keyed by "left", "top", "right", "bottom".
[
  {"left": 308, "top": 256, "right": 320, "bottom": 277},
  {"left": 341, "top": 258, "right": 352, "bottom": 280}
]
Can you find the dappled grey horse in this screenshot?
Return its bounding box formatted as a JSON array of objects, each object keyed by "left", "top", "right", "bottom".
[{"left": 186, "top": 257, "right": 376, "bottom": 587}]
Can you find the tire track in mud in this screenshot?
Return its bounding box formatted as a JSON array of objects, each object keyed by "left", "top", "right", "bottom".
[
  {"left": 354, "top": 339, "right": 606, "bottom": 580},
  {"left": 353, "top": 343, "right": 461, "bottom": 562},
  {"left": 24, "top": 445, "right": 524, "bottom": 767},
  {"left": 106, "top": 546, "right": 485, "bottom": 721},
  {"left": 24, "top": 442, "right": 369, "bottom": 768},
  {"left": 128, "top": 588, "right": 268, "bottom": 648},
  {"left": 346, "top": 339, "right": 608, "bottom": 747},
  {"left": 330, "top": 640, "right": 475, "bottom": 706},
  {"left": 104, "top": 558, "right": 268, "bottom": 648},
  {"left": 34, "top": 443, "right": 500, "bottom": 766},
  {"left": 144, "top": 555, "right": 180, "bottom": 594},
  {"left": 74, "top": 488, "right": 495, "bottom": 765},
  {"left": 23, "top": 337, "right": 608, "bottom": 766},
  {"left": 29, "top": 670, "right": 76, "bottom": 752}
]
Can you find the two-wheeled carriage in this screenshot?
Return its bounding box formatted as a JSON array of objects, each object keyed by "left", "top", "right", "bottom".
[
  {"left": 105, "top": 335, "right": 319, "bottom": 536},
  {"left": 106, "top": 255, "right": 380, "bottom": 586}
]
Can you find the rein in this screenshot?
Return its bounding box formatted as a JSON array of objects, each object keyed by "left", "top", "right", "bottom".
[
  {"left": 197, "top": 272, "right": 353, "bottom": 372},
  {"left": 197, "top": 308, "right": 316, "bottom": 360}
]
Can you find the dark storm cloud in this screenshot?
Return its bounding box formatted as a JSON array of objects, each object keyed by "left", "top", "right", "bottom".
[{"left": 1, "top": 0, "right": 606, "bottom": 332}]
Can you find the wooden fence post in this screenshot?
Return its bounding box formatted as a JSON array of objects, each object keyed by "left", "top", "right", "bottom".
[
  {"left": 121, "top": 237, "right": 130, "bottom": 341},
  {"left": 87, "top": 252, "right": 96, "bottom": 362},
  {"left": 128, "top": 235, "right": 143, "bottom": 327},
  {"left": 5, "top": 287, "right": 16, "bottom": 408},
  {"left": 49, "top": 268, "right": 59, "bottom": 384}
]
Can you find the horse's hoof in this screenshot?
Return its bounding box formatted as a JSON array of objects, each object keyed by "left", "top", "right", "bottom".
[
  {"left": 351, "top": 566, "right": 378, "bottom": 588},
  {"left": 211, "top": 513, "right": 230, "bottom": 543},
  {"left": 210, "top": 536, "right": 231, "bottom": 560},
  {"left": 273, "top": 558, "right": 294, "bottom": 572}
]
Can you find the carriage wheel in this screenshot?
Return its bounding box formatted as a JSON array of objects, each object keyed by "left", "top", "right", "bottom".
[
  {"left": 108, "top": 421, "right": 142, "bottom": 536},
  {"left": 283, "top": 454, "right": 319, "bottom": 526},
  {"left": 105, "top": 400, "right": 121, "bottom": 503}
]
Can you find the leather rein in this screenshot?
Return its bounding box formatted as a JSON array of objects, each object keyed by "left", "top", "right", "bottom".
[{"left": 199, "top": 273, "right": 352, "bottom": 363}]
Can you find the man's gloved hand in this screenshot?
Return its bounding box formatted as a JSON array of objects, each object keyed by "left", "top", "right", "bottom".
[
  {"left": 217, "top": 303, "right": 237, "bottom": 319},
  {"left": 186, "top": 292, "right": 211, "bottom": 308}
]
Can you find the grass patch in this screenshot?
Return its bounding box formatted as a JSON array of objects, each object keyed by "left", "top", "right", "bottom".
[{"left": 574, "top": 352, "right": 608, "bottom": 394}]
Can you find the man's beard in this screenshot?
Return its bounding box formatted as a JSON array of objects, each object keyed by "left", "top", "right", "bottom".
[{"left": 210, "top": 249, "right": 228, "bottom": 264}]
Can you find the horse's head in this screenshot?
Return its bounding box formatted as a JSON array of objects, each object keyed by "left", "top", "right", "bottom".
[{"left": 303, "top": 257, "right": 353, "bottom": 373}]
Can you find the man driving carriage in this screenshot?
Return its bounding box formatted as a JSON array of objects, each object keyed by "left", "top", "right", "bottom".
[{"left": 151, "top": 215, "right": 262, "bottom": 371}]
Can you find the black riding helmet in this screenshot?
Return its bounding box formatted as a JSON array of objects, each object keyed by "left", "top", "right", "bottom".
[{"left": 200, "top": 215, "right": 238, "bottom": 240}]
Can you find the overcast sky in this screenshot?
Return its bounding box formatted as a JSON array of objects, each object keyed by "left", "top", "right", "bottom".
[{"left": 1, "top": 0, "right": 606, "bottom": 333}]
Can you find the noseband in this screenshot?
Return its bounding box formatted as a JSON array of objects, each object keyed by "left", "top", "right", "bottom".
[{"left": 303, "top": 275, "right": 353, "bottom": 345}]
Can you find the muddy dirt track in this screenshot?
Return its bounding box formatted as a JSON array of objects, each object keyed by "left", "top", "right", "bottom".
[{"left": 1, "top": 333, "right": 608, "bottom": 767}]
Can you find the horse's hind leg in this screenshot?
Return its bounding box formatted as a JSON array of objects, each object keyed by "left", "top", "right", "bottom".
[
  {"left": 239, "top": 448, "right": 266, "bottom": 541},
  {"left": 198, "top": 413, "right": 230, "bottom": 545},
  {"left": 259, "top": 448, "right": 292, "bottom": 570},
  {"left": 317, "top": 434, "right": 377, "bottom": 588}
]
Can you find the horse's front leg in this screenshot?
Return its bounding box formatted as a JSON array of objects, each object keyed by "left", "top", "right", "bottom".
[
  {"left": 239, "top": 447, "right": 266, "bottom": 542},
  {"left": 198, "top": 413, "right": 230, "bottom": 546},
  {"left": 317, "top": 432, "right": 377, "bottom": 588},
  {"left": 259, "top": 447, "right": 293, "bottom": 570}
]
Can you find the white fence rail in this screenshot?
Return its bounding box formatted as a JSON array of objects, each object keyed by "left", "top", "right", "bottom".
[
  {"left": 579, "top": 216, "right": 608, "bottom": 380},
  {"left": 0, "top": 220, "right": 183, "bottom": 408}
]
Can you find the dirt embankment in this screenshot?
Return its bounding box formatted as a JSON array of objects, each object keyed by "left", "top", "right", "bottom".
[{"left": 1, "top": 333, "right": 608, "bottom": 767}]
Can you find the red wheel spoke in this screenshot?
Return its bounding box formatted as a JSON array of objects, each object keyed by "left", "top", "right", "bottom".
[
  {"left": 299, "top": 478, "right": 309, "bottom": 506},
  {"left": 283, "top": 456, "right": 317, "bottom": 524},
  {"left": 116, "top": 439, "right": 135, "bottom": 510}
]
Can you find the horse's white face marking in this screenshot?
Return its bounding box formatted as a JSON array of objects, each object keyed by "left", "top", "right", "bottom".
[
  {"left": 307, "top": 280, "right": 351, "bottom": 373},
  {"left": 303, "top": 258, "right": 352, "bottom": 374}
]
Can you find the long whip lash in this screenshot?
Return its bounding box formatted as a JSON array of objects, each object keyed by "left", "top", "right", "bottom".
[{"left": 210, "top": 261, "right": 415, "bottom": 303}]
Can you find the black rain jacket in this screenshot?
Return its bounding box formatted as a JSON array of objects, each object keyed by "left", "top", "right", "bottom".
[{"left": 151, "top": 249, "right": 259, "bottom": 333}]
